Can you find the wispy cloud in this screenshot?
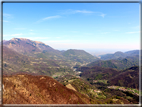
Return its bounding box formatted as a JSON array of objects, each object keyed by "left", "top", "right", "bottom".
[
  {"left": 75, "top": 10, "right": 94, "bottom": 14},
  {"left": 30, "top": 29, "right": 34, "bottom": 31},
  {"left": 3, "top": 13, "right": 12, "bottom": 22},
  {"left": 61, "top": 9, "right": 94, "bottom": 14},
  {"left": 61, "top": 9, "right": 106, "bottom": 18},
  {"left": 37, "top": 15, "right": 61, "bottom": 23},
  {"left": 3, "top": 13, "right": 12, "bottom": 18},
  {"left": 100, "top": 13, "right": 106, "bottom": 18},
  {"left": 42, "top": 15, "right": 61, "bottom": 20}
]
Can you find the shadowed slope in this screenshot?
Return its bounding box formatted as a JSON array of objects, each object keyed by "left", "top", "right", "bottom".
[{"left": 108, "top": 66, "right": 140, "bottom": 89}]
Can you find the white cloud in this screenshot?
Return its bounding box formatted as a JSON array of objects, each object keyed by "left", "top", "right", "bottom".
[
  {"left": 62, "top": 9, "right": 94, "bottom": 14},
  {"left": 75, "top": 10, "right": 94, "bottom": 14},
  {"left": 3, "top": 13, "right": 12, "bottom": 18},
  {"left": 36, "top": 15, "right": 61, "bottom": 23},
  {"left": 42, "top": 15, "right": 61, "bottom": 20},
  {"left": 30, "top": 29, "right": 34, "bottom": 31},
  {"left": 62, "top": 9, "right": 106, "bottom": 18},
  {"left": 100, "top": 13, "right": 106, "bottom": 18}
]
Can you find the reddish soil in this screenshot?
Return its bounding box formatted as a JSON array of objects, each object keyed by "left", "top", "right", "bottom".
[{"left": 3, "top": 73, "right": 91, "bottom": 104}]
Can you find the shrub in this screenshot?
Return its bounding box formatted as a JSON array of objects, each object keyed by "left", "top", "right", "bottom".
[{"left": 116, "top": 96, "right": 121, "bottom": 99}]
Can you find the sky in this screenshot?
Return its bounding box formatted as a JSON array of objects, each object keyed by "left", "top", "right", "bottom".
[{"left": 3, "top": 2, "right": 140, "bottom": 55}]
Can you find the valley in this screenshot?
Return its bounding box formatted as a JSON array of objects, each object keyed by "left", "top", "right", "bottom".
[{"left": 1, "top": 38, "right": 141, "bottom": 104}]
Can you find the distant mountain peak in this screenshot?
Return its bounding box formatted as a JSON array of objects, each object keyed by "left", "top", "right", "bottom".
[
  {"left": 11, "top": 38, "right": 19, "bottom": 41},
  {"left": 34, "top": 40, "right": 44, "bottom": 44},
  {"left": 114, "top": 51, "right": 123, "bottom": 54},
  {"left": 3, "top": 37, "right": 61, "bottom": 58},
  {"left": 11, "top": 38, "right": 44, "bottom": 44},
  {"left": 11, "top": 38, "right": 27, "bottom": 41}
]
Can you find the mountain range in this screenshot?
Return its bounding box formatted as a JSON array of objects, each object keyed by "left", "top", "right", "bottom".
[
  {"left": 87, "top": 55, "right": 139, "bottom": 70},
  {"left": 99, "top": 50, "right": 139, "bottom": 60},
  {"left": 1, "top": 38, "right": 100, "bottom": 76},
  {"left": 1, "top": 38, "right": 140, "bottom": 104},
  {"left": 3, "top": 38, "right": 99, "bottom": 64}
]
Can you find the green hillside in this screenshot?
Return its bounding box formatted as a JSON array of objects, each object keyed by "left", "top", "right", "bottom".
[
  {"left": 62, "top": 49, "right": 99, "bottom": 64},
  {"left": 87, "top": 55, "right": 139, "bottom": 70}
]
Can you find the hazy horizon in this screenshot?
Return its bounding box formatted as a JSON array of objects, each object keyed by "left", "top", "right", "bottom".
[{"left": 2, "top": 37, "right": 139, "bottom": 56}]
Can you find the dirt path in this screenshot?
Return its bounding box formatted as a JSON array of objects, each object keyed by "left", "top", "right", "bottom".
[{"left": 66, "top": 84, "right": 77, "bottom": 91}]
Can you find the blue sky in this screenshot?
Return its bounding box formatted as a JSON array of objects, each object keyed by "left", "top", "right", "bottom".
[{"left": 3, "top": 3, "right": 140, "bottom": 54}]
